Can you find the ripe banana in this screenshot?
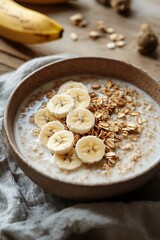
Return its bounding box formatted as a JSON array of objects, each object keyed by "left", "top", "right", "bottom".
[
  {"left": 47, "top": 94, "right": 74, "bottom": 118},
  {"left": 47, "top": 130, "right": 74, "bottom": 154},
  {"left": 39, "top": 121, "right": 64, "bottom": 146},
  {"left": 76, "top": 136, "right": 105, "bottom": 163},
  {"left": 54, "top": 148, "right": 82, "bottom": 170},
  {"left": 66, "top": 108, "right": 95, "bottom": 134},
  {"left": 66, "top": 89, "right": 91, "bottom": 109},
  {"left": 34, "top": 107, "right": 57, "bottom": 128},
  {"left": 0, "top": 0, "right": 64, "bottom": 44},
  {"left": 58, "top": 81, "right": 88, "bottom": 93},
  {"left": 17, "top": 0, "right": 70, "bottom": 5}
]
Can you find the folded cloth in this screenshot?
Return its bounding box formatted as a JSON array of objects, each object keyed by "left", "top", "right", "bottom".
[{"left": 0, "top": 54, "right": 160, "bottom": 240}]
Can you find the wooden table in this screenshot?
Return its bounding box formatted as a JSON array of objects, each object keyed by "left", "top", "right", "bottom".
[{"left": 0, "top": 0, "right": 159, "bottom": 79}]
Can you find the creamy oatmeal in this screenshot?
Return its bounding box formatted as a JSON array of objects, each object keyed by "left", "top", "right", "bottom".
[{"left": 14, "top": 75, "right": 160, "bottom": 184}]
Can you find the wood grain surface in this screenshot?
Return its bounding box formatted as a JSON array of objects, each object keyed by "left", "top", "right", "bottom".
[{"left": 0, "top": 0, "right": 159, "bottom": 79}]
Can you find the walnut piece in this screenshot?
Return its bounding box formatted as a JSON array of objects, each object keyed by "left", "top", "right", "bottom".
[{"left": 136, "top": 24, "right": 159, "bottom": 55}]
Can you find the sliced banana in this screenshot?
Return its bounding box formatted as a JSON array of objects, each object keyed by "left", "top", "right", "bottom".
[
  {"left": 58, "top": 81, "right": 88, "bottom": 93},
  {"left": 76, "top": 136, "right": 105, "bottom": 163},
  {"left": 47, "top": 130, "right": 74, "bottom": 154},
  {"left": 54, "top": 148, "right": 82, "bottom": 170},
  {"left": 66, "top": 88, "right": 91, "bottom": 109},
  {"left": 47, "top": 94, "right": 74, "bottom": 118},
  {"left": 34, "top": 107, "right": 57, "bottom": 128},
  {"left": 66, "top": 108, "right": 95, "bottom": 134},
  {"left": 39, "top": 121, "right": 64, "bottom": 146}
]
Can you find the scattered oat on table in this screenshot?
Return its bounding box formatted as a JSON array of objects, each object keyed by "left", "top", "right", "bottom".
[
  {"left": 70, "top": 13, "right": 87, "bottom": 27},
  {"left": 89, "top": 31, "right": 101, "bottom": 39},
  {"left": 106, "top": 42, "right": 116, "bottom": 49},
  {"left": 96, "top": 20, "right": 108, "bottom": 33},
  {"left": 107, "top": 27, "right": 115, "bottom": 34},
  {"left": 116, "top": 40, "right": 126, "bottom": 47},
  {"left": 70, "top": 32, "right": 78, "bottom": 41},
  {"left": 69, "top": 13, "right": 126, "bottom": 49}
]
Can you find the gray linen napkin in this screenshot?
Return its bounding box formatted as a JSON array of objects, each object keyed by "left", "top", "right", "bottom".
[{"left": 0, "top": 54, "right": 160, "bottom": 240}]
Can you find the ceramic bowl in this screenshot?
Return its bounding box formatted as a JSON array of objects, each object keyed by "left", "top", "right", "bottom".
[{"left": 4, "top": 57, "right": 160, "bottom": 200}]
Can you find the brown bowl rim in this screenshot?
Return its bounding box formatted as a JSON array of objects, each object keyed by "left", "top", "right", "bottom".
[{"left": 4, "top": 57, "right": 160, "bottom": 187}]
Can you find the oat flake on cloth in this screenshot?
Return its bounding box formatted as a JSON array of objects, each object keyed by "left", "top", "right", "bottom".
[{"left": 0, "top": 54, "right": 160, "bottom": 240}]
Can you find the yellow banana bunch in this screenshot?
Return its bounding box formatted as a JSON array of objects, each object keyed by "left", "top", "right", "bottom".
[
  {"left": 0, "top": 0, "right": 64, "bottom": 44},
  {"left": 17, "top": 0, "right": 70, "bottom": 4}
]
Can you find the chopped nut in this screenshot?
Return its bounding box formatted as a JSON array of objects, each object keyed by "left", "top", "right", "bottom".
[
  {"left": 116, "top": 40, "right": 126, "bottom": 47},
  {"left": 79, "top": 20, "right": 87, "bottom": 27},
  {"left": 89, "top": 31, "right": 101, "bottom": 39},
  {"left": 70, "top": 32, "right": 78, "bottom": 41},
  {"left": 96, "top": 20, "right": 108, "bottom": 33},
  {"left": 109, "top": 33, "right": 119, "bottom": 41},
  {"left": 107, "top": 27, "right": 115, "bottom": 34},
  {"left": 98, "top": 25, "right": 107, "bottom": 33},
  {"left": 70, "top": 13, "right": 83, "bottom": 25}
]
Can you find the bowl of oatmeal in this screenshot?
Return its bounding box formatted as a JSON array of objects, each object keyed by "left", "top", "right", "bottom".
[{"left": 4, "top": 57, "right": 160, "bottom": 200}]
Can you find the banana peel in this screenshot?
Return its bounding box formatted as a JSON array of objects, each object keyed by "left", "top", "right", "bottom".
[{"left": 0, "top": 0, "right": 64, "bottom": 44}]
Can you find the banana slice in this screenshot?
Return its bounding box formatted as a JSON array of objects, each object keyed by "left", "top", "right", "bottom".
[
  {"left": 54, "top": 148, "right": 82, "bottom": 170},
  {"left": 76, "top": 136, "right": 105, "bottom": 163},
  {"left": 39, "top": 121, "right": 64, "bottom": 146},
  {"left": 34, "top": 107, "right": 57, "bottom": 128},
  {"left": 66, "top": 88, "right": 91, "bottom": 109},
  {"left": 47, "top": 130, "right": 74, "bottom": 154},
  {"left": 58, "top": 81, "right": 88, "bottom": 93},
  {"left": 47, "top": 94, "right": 74, "bottom": 118},
  {"left": 66, "top": 108, "right": 95, "bottom": 134}
]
